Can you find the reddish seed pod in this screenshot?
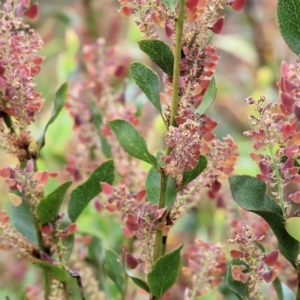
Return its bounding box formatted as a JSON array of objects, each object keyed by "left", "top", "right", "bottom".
[
  {"left": 186, "top": 0, "right": 199, "bottom": 10},
  {"left": 230, "top": 250, "right": 243, "bottom": 259},
  {"left": 211, "top": 17, "right": 224, "bottom": 34},
  {"left": 231, "top": 0, "right": 246, "bottom": 11},
  {"left": 264, "top": 250, "right": 279, "bottom": 266},
  {"left": 126, "top": 253, "right": 139, "bottom": 269},
  {"left": 24, "top": 3, "right": 38, "bottom": 19}
]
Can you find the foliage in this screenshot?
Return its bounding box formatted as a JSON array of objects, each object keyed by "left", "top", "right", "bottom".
[{"left": 0, "top": 0, "right": 300, "bottom": 299}]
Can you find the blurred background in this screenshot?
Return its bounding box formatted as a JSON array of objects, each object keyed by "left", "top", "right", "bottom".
[{"left": 0, "top": 0, "right": 297, "bottom": 299}]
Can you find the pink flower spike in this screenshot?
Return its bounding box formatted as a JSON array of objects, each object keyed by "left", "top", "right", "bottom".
[
  {"left": 24, "top": 3, "right": 38, "bottom": 19},
  {"left": 136, "top": 189, "right": 146, "bottom": 201},
  {"left": 211, "top": 17, "right": 224, "bottom": 34},
  {"left": 101, "top": 182, "right": 114, "bottom": 195},
  {"left": 231, "top": 0, "right": 246, "bottom": 11},
  {"left": 264, "top": 250, "right": 278, "bottom": 266}
]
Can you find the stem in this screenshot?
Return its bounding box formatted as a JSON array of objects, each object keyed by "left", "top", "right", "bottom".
[
  {"left": 168, "top": 0, "right": 185, "bottom": 133},
  {"left": 152, "top": 0, "right": 186, "bottom": 264}
]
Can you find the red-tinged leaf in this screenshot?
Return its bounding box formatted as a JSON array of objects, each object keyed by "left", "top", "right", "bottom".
[
  {"left": 24, "top": 3, "right": 38, "bottom": 19},
  {"left": 126, "top": 253, "right": 139, "bottom": 269},
  {"left": 101, "top": 182, "right": 114, "bottom": 195},
  {"left": 281, "top": 92, "right": 294, "bottom": 109},
  {"left": 264, "top": 250, "right": 279, "bottom": 267},
  {"left": 186, "top": 0, "right": 199, "bottom": 10},
  {"left": 211, "top": 17, "right": 224, "bottom": 34},
  {"left": 231, "top": 0, "right": 246, "bottom": 11}
]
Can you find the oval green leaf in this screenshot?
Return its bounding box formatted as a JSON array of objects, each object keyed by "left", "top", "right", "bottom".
[
  {"left": 68, "top": 160, "right": 114, "bottom": 222},
  {"left": 285, "top": 217, "right": 300, "bottom": 241},
  {"left": 138, "top": 40, "right": 174, "bottom": 76},
  {"left": 37, "top": 181, "right": 72, "bottom": 224},
  {"left": 277, "top": 0, "right": 300, "bottom": 54},
  {"left": 195, "top": 76, "right": 217, "bottom": 115},
  {"left": 32, "top": 259, "right": 68, "bottom": 281},
  {"left": 9, "top": 200, "right": 38, "bottom": 245},
  {"left": 147, "top": 245, "right": 183, "bottom": 298},
  {"left": 122, "top": 252, "right": 150, "bottom": 293},
  {"left": 108, "top": 120, "right": 157, "bottom": 167},
  {"left": 104, "top": 249, "right": 125, "bottom": 296},
  {"left": 38, "top": 82, "right": 68, "bottom": 151},
  {"left": 229, "top": 175, "right": 299, "bottom": 268},
  {"left": 130, "top": 62, "right": 162, "bottom": 115},
  {"left": 146, "top": 167, "right": 176, "bottom": 211}
]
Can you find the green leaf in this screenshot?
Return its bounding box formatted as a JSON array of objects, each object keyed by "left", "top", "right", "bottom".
[
  {"left": 104, "top": 249, "right": 125, "bottom": 296},
  {"left": 9, "top": 201, "right": 38, "bottom": 245},
  {"left": 227, "top": 259, "right": 249, "bottom": 300},
  {"left": 60, "top": 217, "right": 75, "bottom": 260},
  {"left": 130, "top": 62, "right": 162, "bottom": 115},
  {"left": 272, "top": 277, "right": 283, "bottom": 300},
  {"left": 146, "top": 167, "right": 177, "bottom": 210},
  {"left": 285, "top": 217, "right": 300, "bottom": 241},
  {"left": 90, "top": 99, "right": 112, "bottom": 158},
  {"left": 181, "top": 156, "right": 207, "bottom": 187},
  {"left": 161, "top": 0, "right": 178, "bottom": 10},
  {"left": 122, "top": 253, "right": 149, "bottom": 293},
  {"left": 195, "top": 76, "right": 217, "bottom": 115},
  {"left": 229, "top": 175, "right": 299, "bottom": 268},
  {"left": 32, "top": 259, "right": 68, "bottom": 281},
  {"left": 38, "top": 82, "right": 68, "bottom": 151},
  {"left": 138, "top": 40, "right": 174, "bottom": 76},
  {"left": 108, "top": 120, "right": 157, "bottom": 167},
  {"left": 68, "top": 160, "right": 114, "bottom": 222},
  {"left": 37, "top": 181, "right": 72, "bottom": 224},
  {"left": 147, "top": 245, "right": 183, "bottom": 298},
  {"left": 277, "top": 0, "right": 300, "bottom": 54}
]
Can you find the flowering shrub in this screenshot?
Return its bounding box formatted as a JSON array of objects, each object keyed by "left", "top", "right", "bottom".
[{"left": 0, "top": 0, "right": 300, "bottom": 299}]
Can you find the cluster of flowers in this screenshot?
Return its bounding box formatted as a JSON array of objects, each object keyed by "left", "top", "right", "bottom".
[
  {"left": 0, "top": 160, "right": 57, "bottom": 208},
  {"left": 101, "top": 182, "right": 168, "bottom": 272},
  {"left": 229, "top": 225, "right": 278, "bottom": 299},
  {"left": 0, "top": 0, "right": 42, "bottom": 161},
  {"left": 244, "top": 60, "right": 300, "bottom": 216},
  {"left": 182, "top": 239, "right": 226, "bottom": 299}
]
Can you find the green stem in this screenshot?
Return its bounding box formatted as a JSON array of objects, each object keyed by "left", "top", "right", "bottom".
[
  {"left": 168, "top": 0, "right": 185, "bottom": 132},
  {"left": 152, "top": 0, "right": 185, "bottom": 264}
]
